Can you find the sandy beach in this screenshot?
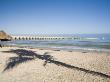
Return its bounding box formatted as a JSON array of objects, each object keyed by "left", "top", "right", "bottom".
[{"left": 0, "top": 47, "right": 110, "bottom": 82}]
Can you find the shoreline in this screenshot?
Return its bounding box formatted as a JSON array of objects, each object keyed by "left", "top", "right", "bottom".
[{"left": 2, "top": 44, "right": 110, "bottom": 53}]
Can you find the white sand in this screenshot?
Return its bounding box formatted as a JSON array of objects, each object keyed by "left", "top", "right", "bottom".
[{"left": 0, "top": 47, "right": 110, "bottom": 82}]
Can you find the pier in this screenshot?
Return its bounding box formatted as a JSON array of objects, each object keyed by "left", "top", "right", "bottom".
[{"left": 11, "top": 35, "right": 80, "bottom": 40}]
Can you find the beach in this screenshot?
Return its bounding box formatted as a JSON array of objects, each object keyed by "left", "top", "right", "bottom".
[{"left": 0, "top": 47, "right": 110, "bottom": 82}]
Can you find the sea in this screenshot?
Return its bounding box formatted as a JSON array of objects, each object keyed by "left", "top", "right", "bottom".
[{"left": 1, "top": 34, "right": 110, "bottom": 52}]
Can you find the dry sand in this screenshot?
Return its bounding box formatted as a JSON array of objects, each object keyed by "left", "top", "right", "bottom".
[{"left": 0, "top": 47, "right": 110, "bottom": 82}]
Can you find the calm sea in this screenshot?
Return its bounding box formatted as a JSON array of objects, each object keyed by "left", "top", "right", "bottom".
[{"left": 2, "top": 34, "right": 110, "bottom": 52}]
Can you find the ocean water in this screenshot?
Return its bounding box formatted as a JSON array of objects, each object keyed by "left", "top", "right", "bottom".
[{"left": 2, "top": 34, "right": 110, "bottom": 52}]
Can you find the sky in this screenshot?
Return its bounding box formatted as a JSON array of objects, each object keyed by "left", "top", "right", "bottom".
[{"left": 0, "top": 0, "right": 110, "bottom": 34}]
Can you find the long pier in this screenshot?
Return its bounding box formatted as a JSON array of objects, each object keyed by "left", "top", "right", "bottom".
[{"left": 11, "top": 35, "right": 80, "bottom": 40}]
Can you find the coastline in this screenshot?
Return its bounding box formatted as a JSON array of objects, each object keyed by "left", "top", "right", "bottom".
[
  {"left": 2, "top": 44, "right": 110, "bottom": 53},
  {"left": 0, "top": 46, "right": 110, "bottom": 82}
]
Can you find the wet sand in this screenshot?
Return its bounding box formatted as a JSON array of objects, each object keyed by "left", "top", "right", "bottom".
[{"left": 0, "top": 47, "right": 110, "bottom": 82}]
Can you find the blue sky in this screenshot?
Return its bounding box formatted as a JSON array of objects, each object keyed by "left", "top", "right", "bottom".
[{"left": 0, "top": 0, "right": 110, "bottom": 34}]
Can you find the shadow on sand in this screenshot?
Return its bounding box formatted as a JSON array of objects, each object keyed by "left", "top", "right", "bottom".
[{"left": 2, "top": 49, "right": 110, "bottom": 78}]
